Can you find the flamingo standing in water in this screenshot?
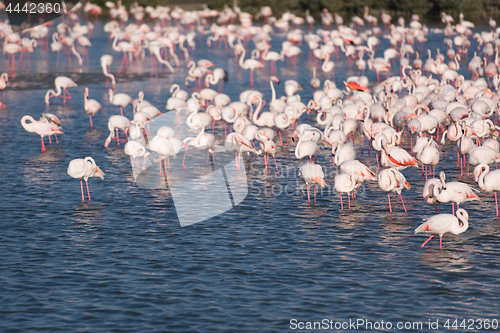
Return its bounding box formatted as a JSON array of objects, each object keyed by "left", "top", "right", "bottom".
[
  {"left": 109, "top": 89, "right": 132, "bottom": 116},
  {"left": 104, "top": 115, "right": 130, "bottom": 147},
  {"left": 67, "top": 157, "right": 105, "bottom": 203},
  {"left": 299, "top": 162, "right": 326, "bottom": 204},
  {"left": 474, "top": 164, "right": 500, "bottom": 216},
  {"left": 415, "top": 208, "right": 469, "bottom": 249},
  {"left": 335, "top": 172, "right": 362, "bottom": 210},
  {"left": 0, "top": 72, "right": 8, "bottom": 103},
  {"left": 378, "top": 167, "right": 411, "bottom": 213},
  {"left": 44, "top": 76, "right": 78, "bottom": 105},
  {"left": 238, "top": 47, "right": 264, "bottom": 87},
  {"left": 101, "top": 54, "right": 116, "bottom": 89},
  {"left": 434, "top": 171, "right": 479, "bottom": 214},
  {"left": 21, "top": 115, "right": 64, "bottom": 152},
  {"left": 112, "top": 33, "right": 136, "bottom": 75},
  {"left": 84, "top": 87, "right": 103, "bottom": 128}
]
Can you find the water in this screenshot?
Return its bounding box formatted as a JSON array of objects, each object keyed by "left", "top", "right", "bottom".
[{"left": 1, "top": 16, "right": 500, "bottom": 332}]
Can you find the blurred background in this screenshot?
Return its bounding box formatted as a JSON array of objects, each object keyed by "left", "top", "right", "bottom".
[{"left": 86, "top": 0, "right": 500, "bottom": 23}]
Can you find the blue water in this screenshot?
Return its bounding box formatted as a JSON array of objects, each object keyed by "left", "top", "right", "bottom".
[{"left": 1, "top": 15, "right": 500, "bottom": 332}]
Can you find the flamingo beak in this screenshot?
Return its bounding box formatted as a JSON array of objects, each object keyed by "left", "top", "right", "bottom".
[{"left": 95, "top": 168, "right": 105, "bottom": 179}]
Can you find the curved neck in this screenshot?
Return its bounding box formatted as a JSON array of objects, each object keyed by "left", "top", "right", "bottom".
[
  {"left": 252, "top": 97, "right": 264, "bottom": 122},
  {"left": 456, "top": 211, "right": 469, "bottom": 231},
  {"left": 478, "top": 165, "right": 489, "bottom": 190},
  {"left": 270, "top": 79, "right": 276, "bottom": 103},
  {"left": 239, "top": 48, "right": 246, "bottom": 67}
]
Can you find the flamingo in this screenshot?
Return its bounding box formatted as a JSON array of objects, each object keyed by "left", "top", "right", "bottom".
[
  {"left": 182, "top": 127, "right": 215, "bottom": 169},
  {"left": 434, "top": 171, "right": 479, "bottom": 214},
  {"left": 21, "top": 115, "right": 64, "bottom": 152},
  {"left": 474, "top": 164, "right": 500, "bottom": 217},
  {"left": 0, "top": 72, "right": 7, "bottom": 103},
  {"left": 104, "top": 115, "right": 130, "bottom": 147},
  {"left": 378, "top": 168, "right": 411, "bottom": 213},
  {"left": 147, "top": 135, "right": 177, "bottom": 176},
  {"left": 255, "top": 130, "right": 279, "bottom": 177},
  {"left": 299, "top": 162, "right": 326, "bottom": 204},
  {"left": 45, "top": 76, "right": 78, "bottom": 105},
  {"left": 84, "top": 87, "right": 103, "bottom": 128},
  {"left": 239, "top": 47, "right": 264, "bottom": 87},
  {"left": 109, "top": 89, "right": 132, "bottom": 116},
  {"left": 67, "top": 157, "right": 105, "bottom": 203},
  {"left": 101, "top": 55, "right": 116, "bottom": 89},
  {"left": 335, "top": 172, "right": 362, "bottom": 211},
  {"left": 112, "top": 33, "right": 136, "bottom": 75},
  {"left": 415, "top": 209, "right": 469, "bottom": 249}
]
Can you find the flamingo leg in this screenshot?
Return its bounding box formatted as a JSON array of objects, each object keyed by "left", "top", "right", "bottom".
[
  {"left": 55, "top": 134, "right": 59, "bottom": 144},
  {"left": 80, "top": 179, "right": 85, "bottom": 202},
  {"left": 120, "top": 106, "right": 124, "bottom": 116},
  {"left": 421, "top": 234, "right": 434, "bottom": 247},
  {"left": 399, "top": 194, "right": 407, "bottom": 213},
  {"left": 439, "top": 236, "right": 442, "bottom": 249},
  {"left": 348, "top": 192, "right": 351, "bottom": 211},
  {"left": 48, "top": 135, "right": 52, "bottom": 145},
  {"left": 89, "top": 114, "right": 93, "bottom": 128},
  {"left": 306, "top": 184, "right": 310, "bottom": 203},
  {"left": 496, "top": 192, "right": 499, "bottom": 217},
  {"left": 264, "top": 155, "right": 268, "bottom": 177},
  {"left": 273, "top": 155, "right": 279, "bottom": 175},
  {"left": 388, "top": 192, "right": 392, "bottom": 213},
  {"left": 85, "top": 180, "right": 91, "bottom": 202},
  {"left": 41, "top": 136, "right": 46, "bottom": 152},
  {"left": 182, "top": 143, "right": 189, "bottom": 169},
  {"left": 340, "top": 194, "right": 343, "bottom": 210},
  {"left": 314, "top": 185, "right": 317, "bottom": 203},
  {"left": 452, "top": 203, "right": 454, "bottom": 215}
]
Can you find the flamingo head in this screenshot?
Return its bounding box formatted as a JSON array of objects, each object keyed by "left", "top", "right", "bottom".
[
  {"left": 271, "top": 76, "right": 280, "bottom": 84},
  {"left": 93, "top": 167, "right": 105, "bottom": 180}
]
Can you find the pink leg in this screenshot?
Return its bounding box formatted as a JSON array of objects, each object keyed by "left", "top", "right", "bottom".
[
  {"left": 80, "top": 179, "right": 85, "bottom": 202},
  {"left": 439, "top": 236, "right": 442, "bottom": 249},
  {"left": 421, "top": 234, "right": 434, "bottom": 247},
  {"left": 314, "top": 185, "right": 316, "bottom": 203},
  {"left": 85, "top": 180, "right": 91, "bottom": 202},
  {"left": 388, "top": 192, "right": 392, "bottom": 213},
  {"left": 159, "top": 158, "right": 162, "bottom": 177},
  {"left": 120, "top": 106, "right": 124, "bottom": 116},
  {"left": 55, "top": 134, "right": 59, "bottom": 144},
  {"left": 264, "top": 155, "right": 268, "bottom": 177},
  {"left": 496, "top": 192, "right": 499, "bottom": 217},
  {"left": 452, "top": 203, "right": 454, "bottom": 215},
  {"left": 348, "top": 192, "right": 351, "bottom": 211},
  {"left": 306, "top": 183, "right": 310, "bottom": 203},
  {"left": 273, "top": 155, "right": 279, "bottom": 175},
  {"left": 89, "top": 114, "right": 93, "bottom": 128},
  {"left": 182, "top": 143, "right": 189, "bottom": 169},
  {"left": 399, "top": 194, "right": 407, "bottom": 213},
  {"left": 340, "top": 194, "right": 343, "bottom": 210},
  {"left": 48, "top": 135, "right": 52, "bottom": 145},
  {"left": 116, "top": 129, "right": 120, "bottom": 147},
  {"left": 41, "top": 136, "right": 46, "bottom": 152}
]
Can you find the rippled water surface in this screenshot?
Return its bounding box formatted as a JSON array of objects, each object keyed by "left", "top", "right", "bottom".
[{"left": 1, "top": 17, "right": 500, "bottom": 332}]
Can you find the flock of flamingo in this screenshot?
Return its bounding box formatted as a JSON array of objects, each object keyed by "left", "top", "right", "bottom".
[{"left": 3, "top": 1, "right": 500, "bottom": 248}]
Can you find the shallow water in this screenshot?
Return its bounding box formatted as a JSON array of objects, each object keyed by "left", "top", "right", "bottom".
[{"left": 1, "top": 16, "right": 500, "bottom": 332}]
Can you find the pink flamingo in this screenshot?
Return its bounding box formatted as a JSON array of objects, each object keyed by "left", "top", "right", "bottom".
[
  {"left": 21, "top": 115, "right": 64, "bottom": 152},
  {"left": 415, "top": 209, "right": 469, "bottom": 249},
  {"left": 300, "top": 162, "right": 326, "bottom": 204},
  {"left": 84, "top": 87, "right": 103, "bottom": 128},
  {"left": 474, "top": 164, "right": 500, "bottom": 217},
  {"left": 67, "top": 157, "right": 105, "bottom": 203},
  {"left": 45, "top": 76, "right": 78, "bottom": 105}
]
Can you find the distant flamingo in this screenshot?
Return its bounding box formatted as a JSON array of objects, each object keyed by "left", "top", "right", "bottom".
[
  {"left": 84, "top": 87, "right": 103, "bottom": 128},
  {"left": 45, "top": 76, "right": 78, "bottom": 105},
  {"left": 109, "top": 89, "right": 132, "bottom": 116},
  {"left": 239, "top": 47, "right": 264, "bottom": 87}
]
